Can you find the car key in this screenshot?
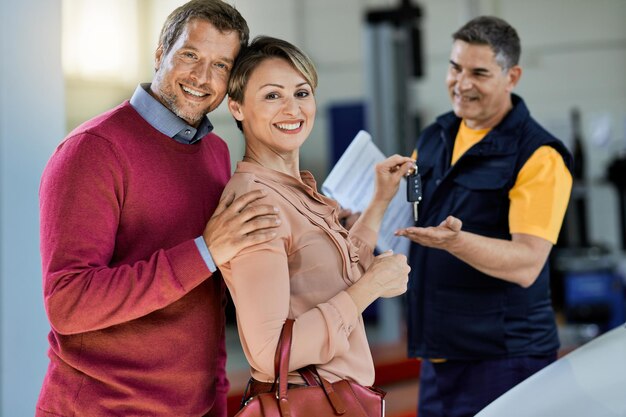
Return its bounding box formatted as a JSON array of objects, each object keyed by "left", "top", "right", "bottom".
[{"left": 407, "top": 166, "right": 422, "bottom": 222}]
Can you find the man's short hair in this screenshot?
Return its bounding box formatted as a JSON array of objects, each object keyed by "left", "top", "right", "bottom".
[
  {"left": 452, "top": 16, "right": 520, "bottom": 71},
  {"left": 158, "top": 0, "right": 249, "bottom": 55}
]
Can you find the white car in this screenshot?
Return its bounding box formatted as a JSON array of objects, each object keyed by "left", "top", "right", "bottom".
[{"left": 475, "top": 324, "right": 626, "bottom": 417}]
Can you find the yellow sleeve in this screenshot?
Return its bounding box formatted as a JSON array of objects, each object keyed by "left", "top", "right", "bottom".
[{"left": 508, "top": 146, "right": 573, "bottom": 244}]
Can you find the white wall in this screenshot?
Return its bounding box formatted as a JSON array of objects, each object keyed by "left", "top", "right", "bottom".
[{"left": 0, "top": 0, "right": 65, "bottom": 415}]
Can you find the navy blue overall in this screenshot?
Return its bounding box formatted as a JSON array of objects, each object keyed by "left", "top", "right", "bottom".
[{"left": 406, "top": 95, "right": 573, "bottom": 417}]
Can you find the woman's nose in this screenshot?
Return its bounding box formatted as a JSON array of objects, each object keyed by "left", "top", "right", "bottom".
[{"left": 283, "top": 96, "right": 300, "bottom": 115}]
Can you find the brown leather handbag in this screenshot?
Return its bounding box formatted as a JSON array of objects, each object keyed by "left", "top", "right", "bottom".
[{"left": 235, "top": 319, "right": 386, "bottom": 417}]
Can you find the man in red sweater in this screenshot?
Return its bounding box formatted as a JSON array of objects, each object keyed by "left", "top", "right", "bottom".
[{"left": 36, "top": 1, "right": 280, "bottom": 416}]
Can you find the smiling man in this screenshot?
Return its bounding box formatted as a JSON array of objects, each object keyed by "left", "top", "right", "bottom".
[
  {"left": 36, "top": 1, "right": 282, "bottom": 416},
  {"left": 395, "top": 16, "right": 574, "bottom": 417}
]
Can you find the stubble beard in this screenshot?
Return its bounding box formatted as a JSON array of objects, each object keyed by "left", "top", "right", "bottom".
[{"left": 159, "top": 85, "right": 209, "bottom": 126}]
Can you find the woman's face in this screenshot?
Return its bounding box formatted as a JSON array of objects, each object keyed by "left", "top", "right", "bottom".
[{"left": 228, "top": 57, "right": 316, "bottom": 157}]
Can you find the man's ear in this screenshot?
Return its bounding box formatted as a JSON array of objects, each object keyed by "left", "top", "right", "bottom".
[
  {"left": 228, "top": 98, "right": 244, "bottom": 121},
  {"left": 154, "top": 46, "right": 164, "bottom": 72},
  {"left": 506, "top": 65, "right": 522, "bottom": 91}
]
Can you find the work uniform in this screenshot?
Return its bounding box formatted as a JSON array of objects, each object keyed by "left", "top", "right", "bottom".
[{"left": 407, "top": 94, "right": 573, "bottom": 417}]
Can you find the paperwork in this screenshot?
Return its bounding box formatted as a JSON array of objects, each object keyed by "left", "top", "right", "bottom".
[{"left": 321, "top": 130, "right": 413, "bottom": 256}]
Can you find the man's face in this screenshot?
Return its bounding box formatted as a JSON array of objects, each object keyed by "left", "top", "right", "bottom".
[
  {"left": 446, "top": 40, "right": 520, "bottom": 130},
  {"left": 151, "top": 19, "right": 240, "bottom": 127}
]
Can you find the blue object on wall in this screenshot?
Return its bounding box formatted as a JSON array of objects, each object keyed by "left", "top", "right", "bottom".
[
  {"left": 327, "top": 101, "right": 366, "bottom": 165},
  {"left": 564, "top": 271, "right": 625, "bottom": 331}
]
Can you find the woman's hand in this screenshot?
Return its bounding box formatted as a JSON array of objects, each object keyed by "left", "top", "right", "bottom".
[
  {"left": 346, "top": 250, "right": 410, "bottom": 313},
  {"left": 352, "top": 154, "right": 415, "bottom": 239},
  {"left": 373, "top": 155, "right": 416, "bottom": 203}
]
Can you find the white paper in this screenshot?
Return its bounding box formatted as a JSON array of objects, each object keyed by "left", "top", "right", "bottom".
[{"left": 322, "top": 130, "right": 413, "bottom": 256}]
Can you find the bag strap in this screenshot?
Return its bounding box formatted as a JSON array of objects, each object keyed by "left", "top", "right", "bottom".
[
  {"left": 272, "top": 319, "right": 293, "bottom": 392},
  {"left": 298, "top": 366, "right": 319, "bottom": 386},
  {"left": 276, "top": 319, "right": 294, "bottom": 417},
  {"left": 275, "top": 319, "right": 347, "bottom": 417},
  {"left": 303, "top": 365, "right": 347, "bottom": 414}
]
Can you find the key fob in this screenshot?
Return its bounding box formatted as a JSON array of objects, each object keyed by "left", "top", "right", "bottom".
[{"left": 407, "top": 168, "right": 422, "bottom": 203}]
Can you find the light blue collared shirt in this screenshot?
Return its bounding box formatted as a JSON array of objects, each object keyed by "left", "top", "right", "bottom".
[
  {"left": 129, "top": 83, "right": 214, "bottom": 144},
  {"left": 129, "top": 83, "right": 217, "bottom": 273}
]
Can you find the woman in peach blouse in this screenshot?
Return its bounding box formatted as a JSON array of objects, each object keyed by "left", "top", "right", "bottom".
[{"left": 219, "top": 36, "right": 413, "bottom": 399}]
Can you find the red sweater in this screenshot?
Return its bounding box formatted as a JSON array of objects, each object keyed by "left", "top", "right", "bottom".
[{"left": 37, "top": 101, "right": 231, "bottom": 416}]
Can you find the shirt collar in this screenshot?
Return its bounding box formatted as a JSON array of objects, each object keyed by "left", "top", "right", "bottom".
[{"left": 129, "top": 83, "right": 213, "bottom": 144}]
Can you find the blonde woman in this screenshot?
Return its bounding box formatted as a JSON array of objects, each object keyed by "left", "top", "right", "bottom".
[{"left": 219, "top": 36, "right": 413, "bottom": 401}]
